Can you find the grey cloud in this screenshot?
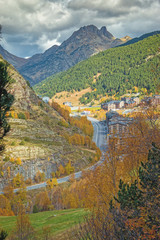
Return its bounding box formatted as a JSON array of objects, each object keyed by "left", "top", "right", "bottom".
[
  {"left": 0, "top": 0, "right": 159, "bottom": 57},
  {"left": 68, "top": 0, "right": 159, "bottom": 16}
]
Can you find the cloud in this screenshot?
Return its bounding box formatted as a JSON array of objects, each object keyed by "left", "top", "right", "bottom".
[
  {"left": 36, "top": 33, "right": 61, "bottom": 51},
  {"left": 0, "top": 0, "right": 159, "bottom": 57}
]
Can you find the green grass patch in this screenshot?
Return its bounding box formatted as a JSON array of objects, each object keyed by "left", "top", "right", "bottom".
[{"left": 0, "top": 208, "right": 87, "bottom": 237}]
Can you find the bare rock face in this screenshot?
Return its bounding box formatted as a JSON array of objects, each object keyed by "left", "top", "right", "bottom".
[
  {"left": 0, "top": 25, "right": 126, "bottom": 85},
  {"left": 8, "top": 68, "right": 38, "bottom": 111}
]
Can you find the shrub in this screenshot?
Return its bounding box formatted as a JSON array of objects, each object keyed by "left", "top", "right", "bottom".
[
  {"left": 11, "top": 141, "right": 16, "bottom": 146},
  {"left": 19, "top": 140, "right": 25, "bottom": 145},
  {"left": 33, "top": 205, "right": 39, "bottom": 213},
  {"left": 0, "top": 229, "right": 8, "bottom": 240},
  {"left": 18, "top": 112, "right": 26, "bottom": 119}
]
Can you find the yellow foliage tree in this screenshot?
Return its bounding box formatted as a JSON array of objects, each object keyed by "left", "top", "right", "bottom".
[
  {"left": 58, "top": 164, "right": 65, "bottom": 175},
  {"left": 16, "top": 157, "right": 22, "bottom": 165},
  {"left": 12, "top": 173, "right": 24, "bottom": 188},
  {"left": 46, "top": 178, "right": 58, "bottom": 189},
  {"left": 65, "top": 160, "right": 75, "bottom": 175}
]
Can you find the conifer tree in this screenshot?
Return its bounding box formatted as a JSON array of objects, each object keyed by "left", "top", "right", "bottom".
[
  {"left": 114, "top": 144, "right": 160, "bottom": 238},
  {"left": 0, "top": 229, "right": 8, "bottom": 240},
  {"left": 0, "top": 61, "right": 14, "bottom": 152},
  {"left": 139, "top": 143, "right": 160, "bottom": 227}
]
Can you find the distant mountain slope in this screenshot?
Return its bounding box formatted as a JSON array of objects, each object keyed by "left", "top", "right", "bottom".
[
  {"left": 34, "top": 34, "right": 160, "bottom": 103},
  {"left": 19, "top": 25, "right": 126, "bottom": 85},
  {"left": 119, "top": 30, "right": 160, "bottom": 47},
  {"left": 0, "top": 56, "right": 95, "bottom": 189},
  {"left": 0, "top": 25, "right": 128, "bottom": 85},
  {"left": 0, "top": 45, "right": 28, "bottom": 69}
]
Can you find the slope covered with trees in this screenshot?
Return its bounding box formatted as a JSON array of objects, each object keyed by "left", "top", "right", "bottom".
[
  {"left": 119, "top": 30, "right": 160, "bottom": 47},
  {"left": 34, "top": 34, "right": 160, "bottom": 103}
]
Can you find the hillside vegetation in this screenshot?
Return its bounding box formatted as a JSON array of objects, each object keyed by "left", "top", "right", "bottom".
[
  {"left": 0, "top": 56, "right": 96, "bottom": 190},
  {"left": 34, "top": 34, "right": 160, "bottom": 103}
]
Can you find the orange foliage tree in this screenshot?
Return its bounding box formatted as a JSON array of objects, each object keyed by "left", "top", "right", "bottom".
[{"left": 0, "top": 195, "right": 14, "bottom": 216}]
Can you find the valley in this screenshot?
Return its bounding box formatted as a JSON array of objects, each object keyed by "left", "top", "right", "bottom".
[{"left": 0, "top": 24, "right": 160, "bottom": 240}]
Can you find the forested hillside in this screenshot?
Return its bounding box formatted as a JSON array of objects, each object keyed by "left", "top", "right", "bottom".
[
  {"left": 119, "top": 30, "right": 160, "bottom": 47},
  {"left": 34, "top": 34, "right": 160, "bottom": 104}
]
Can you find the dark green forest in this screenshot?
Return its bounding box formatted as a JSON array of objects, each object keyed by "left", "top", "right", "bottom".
[{"left": 34, "top": 34, "right": 160, "bottom": 104}]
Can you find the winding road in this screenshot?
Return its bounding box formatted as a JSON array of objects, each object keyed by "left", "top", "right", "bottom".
[{"left": 0, "top": 118, "right": 108, "bottom": 193}]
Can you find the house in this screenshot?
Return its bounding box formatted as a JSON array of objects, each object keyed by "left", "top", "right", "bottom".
[
  {"left": 109, "top": 122, "right": 128, "bottom": 135},
  {"left": 124, "top": 99, "right": 136, "bottom": 108},
  {"left": 115, "top": 100, "right": 124, "bottom": 109},
  {"left": 152, "top": 95, "right": 160, "bottom": 105},
  {"left": 132, "top": 97, "right": 140, "bottom": 105},
  {"left": 101, "top": 100, "right": 124, "bottom": 111},
  {"left": 141, "top": 95, "right": 160, "bottom": 106},
  {"left": 42, "top": 96, "right": 50, "bottom": 103},
  {"left": 106, "top": 110, "right": 119, "bottom": 126},
  {"left": 106, "top": 112, "right": 133, "bottom": 145},
  {"left": 101, "top": 101, "right": 116, "bottom": 111},
  {"left": 81, "top": 111, "right": 91, "bottom": 115},
  {"left": 121, "top": 97, "right": 130, "bottom": 104}
]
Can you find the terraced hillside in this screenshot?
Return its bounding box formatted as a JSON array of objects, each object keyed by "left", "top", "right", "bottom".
[{"left": 0, "top": 56, "right": 95, "bottom": 190}]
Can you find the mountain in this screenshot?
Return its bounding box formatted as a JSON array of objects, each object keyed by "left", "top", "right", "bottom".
[
  {"left": 0, "top": 25, "right": 128, "bottom": 85},
  {"left": 0, "top": 45, "right": 28, "bottom": 69},
  {"left": 34, "top": 34, "right": 160, "bottom": 103},
  {"left": 119, "top": 30, "right": 160, "bottom": 47},
  {"left": 0, "top": 56, "right": 95, "bottom": 190}
]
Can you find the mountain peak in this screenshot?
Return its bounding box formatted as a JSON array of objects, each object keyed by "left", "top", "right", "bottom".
[
  {"left": 100, "top": 26, "right": 114, "bottom": 39},
  {"left": 74, "top": 25, "right": 114, "bottom": 39},
  {"left": 120, "top": 35, "right": 132, "bottom": 42},
  {"left": 0, "top": 25, "right": 125, "bottom": 85}
]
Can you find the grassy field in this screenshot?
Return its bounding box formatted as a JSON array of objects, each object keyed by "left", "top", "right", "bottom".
[{"left": 0, "top": 208, "right": 87, "bottom": 238}]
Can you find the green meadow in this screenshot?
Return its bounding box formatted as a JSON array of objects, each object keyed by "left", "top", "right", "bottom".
[{"left": 0, "top": 208, "right": 87, "bottom": 237}]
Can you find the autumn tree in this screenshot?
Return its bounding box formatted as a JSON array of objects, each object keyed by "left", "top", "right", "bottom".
[
  {"left": 3, "top": 184, "right": 14, "bottom": 200},
  {"left": 58, "top": 164, "right": 65, "bottom": 175},
  {"left": 0, "top": 194, "right": 14, "bottom": 216},
  {"left": 112, "top": 144, "right": 160, "bottom": 239},
  {"left": 46, "top": 178, "right": 58, "bottom": 190},
  {"left": 12, "top": 173, "right": 24, "bottom": 188},
  {"left": 65, "top": 160, "right": 75, "bottom": 175},
  {"left": 120, "top": 107, "right": 160, "bottom": 182},
  {"left": 51, "top": 186, "right": 63, "bottom": 210},
  {"left": 34, "top": 171, "right": 45, "bottom": 183},
  {"left": 34, "top": 191, "right": 51, "bottom": 211},
  {"left": 10, "top": 205, "right": 35, "bottom": 240},
  {"left": 0, "top": 61, "right": 14, "bottom": 152},
  {"left": 76, "top": 144, "right": 160, "bottom": 240},
  {"left": 11, "top": 186, "right": 27, "bottom": 215}
]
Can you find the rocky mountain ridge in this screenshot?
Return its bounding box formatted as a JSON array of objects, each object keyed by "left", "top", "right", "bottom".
[{"left": 0, "top": 25, "right": 128, "bottom": 85}]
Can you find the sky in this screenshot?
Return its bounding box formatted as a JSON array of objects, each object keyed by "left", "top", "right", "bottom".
[{"left": 0, "top": 0, "right": 159, "bottom": 58}]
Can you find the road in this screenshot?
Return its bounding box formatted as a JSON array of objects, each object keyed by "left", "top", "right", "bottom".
[
  {"left": 0, "top": 118, "right": 108, "bottom": 194},
  {"left": 88, "top": 117, "right": 107, "bottom": 152}
]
